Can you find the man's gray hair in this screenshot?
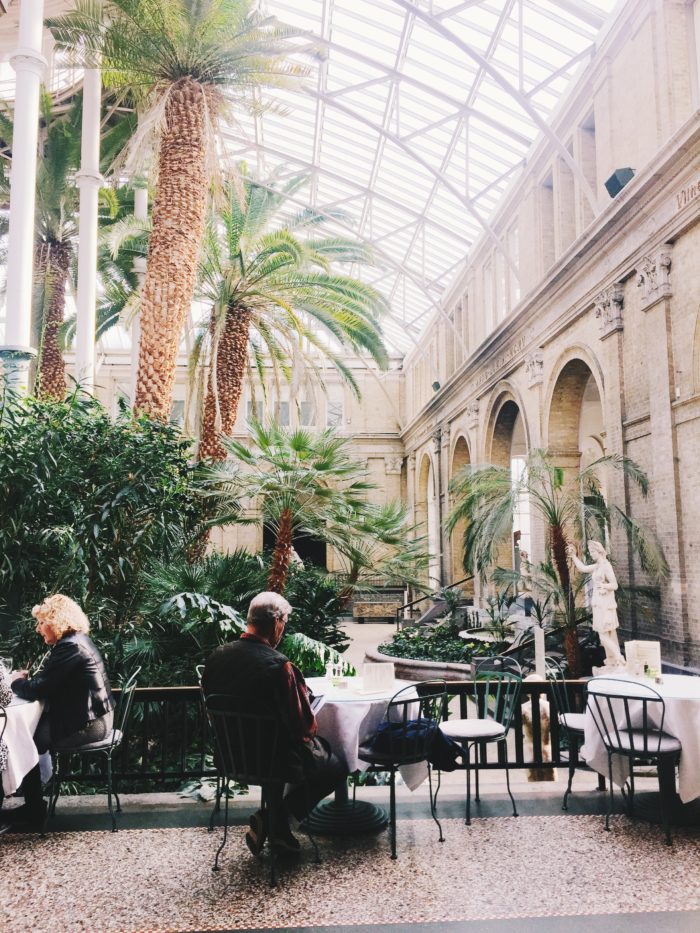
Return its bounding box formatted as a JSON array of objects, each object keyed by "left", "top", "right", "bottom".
[{"left": 247, "top": 591, "right": 293, "bottom": 629}]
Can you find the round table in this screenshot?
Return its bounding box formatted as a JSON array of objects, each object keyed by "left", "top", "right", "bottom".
[
  {"left": 582, "top": 673, "right": 700, "bottom": 825},
  {"left": 302, "top": 676, "right": 424, "bottom": 835},
  {"left": 2, "top": 698, "right": 49, "bottom": 797}
]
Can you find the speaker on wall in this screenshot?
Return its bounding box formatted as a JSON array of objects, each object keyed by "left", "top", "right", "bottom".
[{"left": 604, "top": 167, "right": 635, "bottom": 198}]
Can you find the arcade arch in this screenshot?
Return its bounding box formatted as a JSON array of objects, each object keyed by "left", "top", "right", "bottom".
[
  {"left": 416, "top": 452, "right": 441, "bottom": 589},
  {"left": 449, "top": 435, "right": 473, "bottom": 593},
  {"left": 486, "top": 395, "right": 530, "bottom": 574}
]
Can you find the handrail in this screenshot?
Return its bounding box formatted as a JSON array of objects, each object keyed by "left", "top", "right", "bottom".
[{"left": 395, "top": 575, "right": 474, "bottom": 630}]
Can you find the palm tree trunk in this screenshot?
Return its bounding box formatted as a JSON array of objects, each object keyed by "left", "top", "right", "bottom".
[
  {"left": 35, "top": 241, "right": 72, "bottom": 400},
  {"left": 199, "top": 304, "right": 252, "bottom": 460},
  {"left": 134, "top": 78, "right": 215, "bottom": 420},
  {"left": 268, "top": 508, "right": 294, "bottom": 594},
  {"left": 550, "top": 523, "right": 581, "bottom": 677}
]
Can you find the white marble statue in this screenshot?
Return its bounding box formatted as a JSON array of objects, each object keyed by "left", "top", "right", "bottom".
[{"left": 566, "top": 540, "right": 626, "bottom": 669}]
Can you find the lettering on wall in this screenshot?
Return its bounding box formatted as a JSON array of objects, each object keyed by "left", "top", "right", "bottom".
[
  {"left": 469, "top": 328, "right": 535, "bottom": 393},
  {"left": 675, "top": 178, "right": 700, "bottom": 212}
]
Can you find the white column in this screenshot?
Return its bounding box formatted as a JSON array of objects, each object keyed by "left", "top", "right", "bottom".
[
  {"left": 1, "top": 0, "right": 46, "bottom": 391},
  {"left": 74, "top": 67, "right": 103, "bottom": 392},
  {"left": 130, "top": 182, "right": 148, "bottom": 402}
]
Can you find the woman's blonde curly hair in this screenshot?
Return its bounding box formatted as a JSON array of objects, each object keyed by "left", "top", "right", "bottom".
[{"left": 32, "top": 594, "right": 90, "bottom": 640}]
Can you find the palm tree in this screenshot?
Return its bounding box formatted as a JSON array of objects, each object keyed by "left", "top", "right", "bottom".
[
  {"left": 447, "top": 449, "right": 668, "bottom": 675},
  {"left": 330, "top": 500, "right": 428, "bottom": 599},
  {"left": 195, "top": 174, "right": 389, "bottom": 460},
  {"left": 48, "top": 0, "right": 303, "bottom": 421},
  {"left": 208, "top": 420, "right": 375, "bottom": 594}
]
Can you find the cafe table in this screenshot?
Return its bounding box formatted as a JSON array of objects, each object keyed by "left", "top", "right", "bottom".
[
  {"left": 581, "top": 672, "right": 700, "bottom": 824},
  {"left": 303, "top": 675, "right": 427, "bottom": 834},
  {"left": 2, "top": 697, "right": 51, "bottom": 797}
]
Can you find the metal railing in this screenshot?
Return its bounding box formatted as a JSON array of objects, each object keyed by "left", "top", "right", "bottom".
[{"left": 55, "top": 678, "right": 584, "bottom": 786}]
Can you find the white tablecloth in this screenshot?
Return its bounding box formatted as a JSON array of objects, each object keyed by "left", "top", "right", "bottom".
[
  {"left": 306, "top": 676, "right": 429, "bottom": 791},
  {"left": 581, "top": 674, "right": 700, "bottom": 803},
  {"left": 2, "top": 698, "right": 52, "bottom": 796}
]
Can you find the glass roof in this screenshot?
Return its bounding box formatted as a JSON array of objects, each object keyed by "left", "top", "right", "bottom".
[{"left": 222, "top": 0, "right": 619, "bottom": 354}]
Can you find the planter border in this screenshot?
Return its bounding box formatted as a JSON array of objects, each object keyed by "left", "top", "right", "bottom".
[{"left": 365, "top": 646, "right": 473, "bottom": 682}]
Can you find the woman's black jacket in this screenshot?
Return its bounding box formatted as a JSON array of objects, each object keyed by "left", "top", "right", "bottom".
[{"left": 12, "top": 633, "right": 115, "bottom": 742}]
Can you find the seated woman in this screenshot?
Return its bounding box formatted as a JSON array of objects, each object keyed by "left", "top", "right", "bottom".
[{"left": 5, "top": 594, "right": 115, "bottom": 830}]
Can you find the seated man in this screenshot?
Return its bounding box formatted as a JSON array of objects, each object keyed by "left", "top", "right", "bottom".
[{"left": 203, "top": 591, "right": 346, "bottom": 854}]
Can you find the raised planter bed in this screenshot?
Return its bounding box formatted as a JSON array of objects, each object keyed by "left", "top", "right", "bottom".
[{"left": 364, "top": 646, "right": 473, "bottom": 682}]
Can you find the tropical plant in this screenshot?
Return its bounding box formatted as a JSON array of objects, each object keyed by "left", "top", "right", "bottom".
[
  {"left": 209, "top": 420, "right": 375, "bottom": 594},
  {"left": 447, "top": 449, "right": 668, "bottom": 675},
  {"left": 48, "top": 0, "right": 304, "bottom": 421},
  {"left": 0, "top": 385, "right": 203, "bottom": 641},
  {"left": 330, "top": 500, "right": 429, "bottom": 599},
  {"left": 195, "top": 173, "right": 389, "bottom": 459}
]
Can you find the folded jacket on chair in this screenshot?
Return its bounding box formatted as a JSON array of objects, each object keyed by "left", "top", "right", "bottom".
[{"left": 368, "top": 718, "right": 463, "bottom": 771}]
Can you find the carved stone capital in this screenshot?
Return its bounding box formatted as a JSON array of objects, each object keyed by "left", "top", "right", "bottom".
[
  {"left": 467, "top": 400, "right": 479, "bottom": 430},
  {"left": 525, "top": 350, "right": 544, "bottom": 388},
  {"left": 636, "top": 244, "right": 672, "bottom": 309},
  {"left": 432, "top": 428, "right": 442, "bottom": 454},
  {"left": 440, "top": 422, "right": 450, "bottom": 447},
  {"left": 594, "top": 282, "right": 624, "bottom": 338},
  {"left": 384, "top": 456, "right": 403, "bottom": 475}
]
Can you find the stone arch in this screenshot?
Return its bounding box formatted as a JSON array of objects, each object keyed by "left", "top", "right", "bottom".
[
  {"left": 416, "top": 450, "right": 440, "bottom": 588},
  {"left": 546, "top": 353, "right": 606, "bottom": 472},
  {"left": 449, "top": 433, "right": 473, "bottom": 592},
  {"left": 546, "top": 352, "right": 607, "bottom": 539},
  {"left": 483, "top": 387, "right": 530, "bottom": 572}
]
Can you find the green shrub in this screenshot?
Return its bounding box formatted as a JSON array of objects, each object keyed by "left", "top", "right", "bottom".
[{"left": 379, "top": 626, "right": 498, "bottom": 664}]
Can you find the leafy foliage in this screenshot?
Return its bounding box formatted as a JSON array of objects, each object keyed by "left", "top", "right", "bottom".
[
  {"left": 0, "top": 387, "right": 203, "bottom": 642},
  {"left": 379, "top": 626, "right": 495, "bottom": 664}
]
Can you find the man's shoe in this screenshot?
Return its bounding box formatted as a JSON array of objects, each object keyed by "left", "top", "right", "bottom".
[
  {"left": 271, "top": 824, "right": 301, "bottom": 854},
  {"left": 245, "top": 810, "right": 267, "bottom": 857}
]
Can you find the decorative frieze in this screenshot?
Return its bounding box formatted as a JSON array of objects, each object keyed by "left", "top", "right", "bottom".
[
  {"left": 525, "top": 350, "right": 544, "bottom": 388},
  {"left": 594, "top": 282, "right": 624, "bottom": 338},
  {"left": 384, "top": 456, "right": 403, "bottom": 475},
  {"left": 467, "top": 401, "right": 479, "bottom": 430},
  {"left": 636, "top": 244, "right": 672, "bottom": 309}
]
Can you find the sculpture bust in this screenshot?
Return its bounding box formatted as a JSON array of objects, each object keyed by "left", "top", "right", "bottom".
[{"left": 566, "top": 540, "right": 625, "bottom": 670}]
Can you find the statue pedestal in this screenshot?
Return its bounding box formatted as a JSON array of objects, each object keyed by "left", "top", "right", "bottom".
[{"left": 592, "top": 661, "right": 628, "bottom": 677}]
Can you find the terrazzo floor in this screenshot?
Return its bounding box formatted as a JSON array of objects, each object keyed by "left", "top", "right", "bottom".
[{"left": 2, "top": 813, "right": 699, "bottom": 932}]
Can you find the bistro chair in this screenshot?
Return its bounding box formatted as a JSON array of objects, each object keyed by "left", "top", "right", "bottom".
[
  {"left": 195, "top": 664, "right": 223, "bottom": 831},
  {"left": 545, "top": 657, "right": 590, "bottom": 810},
  {"left": 440, "top": 670, "right": 521, "bottom": 825},
  {"left": 205, "top": 693, "right": 320, "bottom": 887},
  {"left": 48, "top": 666, "right": 140, "bottom": 833},
  {"left": 358, "top": 681, "right": 447, "bottom": 860},
  {"left": 586, "top": 677, "right": 681, "bottom": 845}
]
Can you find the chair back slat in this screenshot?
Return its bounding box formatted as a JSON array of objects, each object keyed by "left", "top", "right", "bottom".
[
  {"left": 206, "top": 694, "right": 286, "bottom": 786},
  {"left": 474, "top": 671, "right": 521, "bottom": 732},
  {"left": 115, "top": 667, "right": 141, "bottom": 739},
  {"left": 587, "top": 677, "right": 669, "bottom": 757}
]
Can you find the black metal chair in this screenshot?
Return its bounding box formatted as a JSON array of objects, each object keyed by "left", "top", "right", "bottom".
[
  {"left": 440, "top": 670, "right": 521, "bottom": 825},
  {"left": 586, "top": 677, "right": 682, "bottom": 845},
  {"left": 358, "top": 681, "right": 446, "bottom": 860},
  {"left": 205, "top": 693, "right": 320, "bottom": 887},
  {"left": 195, "top": 664, "right": 223, "bottom": 832},
  {"left": 545, "top": 657, "right": 590, "bottom": 810},
  {"left": 48, "top": 667, "right": 140, "bottom": 832}
]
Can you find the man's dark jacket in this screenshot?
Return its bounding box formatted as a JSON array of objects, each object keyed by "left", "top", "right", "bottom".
[
  {"left": 203, "top": 637, "right": 311, "bottom": 783},
  {"left": 12, "top": 633, "right": 115, "bottom": 742}
]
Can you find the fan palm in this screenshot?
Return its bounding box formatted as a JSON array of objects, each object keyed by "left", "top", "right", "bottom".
[
  {"left": 195, "top": 174, "right": 389, "bottom": 460},
  {"left": 330, "top": 500, "right": 429, "bottom": 599},
  {"left": 208, "top": 420, "right": 375, "bottom": 594},
  {"left": 447, "top": 449, "right": 668, "bottom": 675},
  {"left": 48, "top": 0, "right": 304, "bottom": 421}
]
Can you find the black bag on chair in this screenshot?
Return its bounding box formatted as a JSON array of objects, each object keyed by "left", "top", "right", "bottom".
[{"left": 368, "top": 717, "right": 463, "bottom": 771}]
